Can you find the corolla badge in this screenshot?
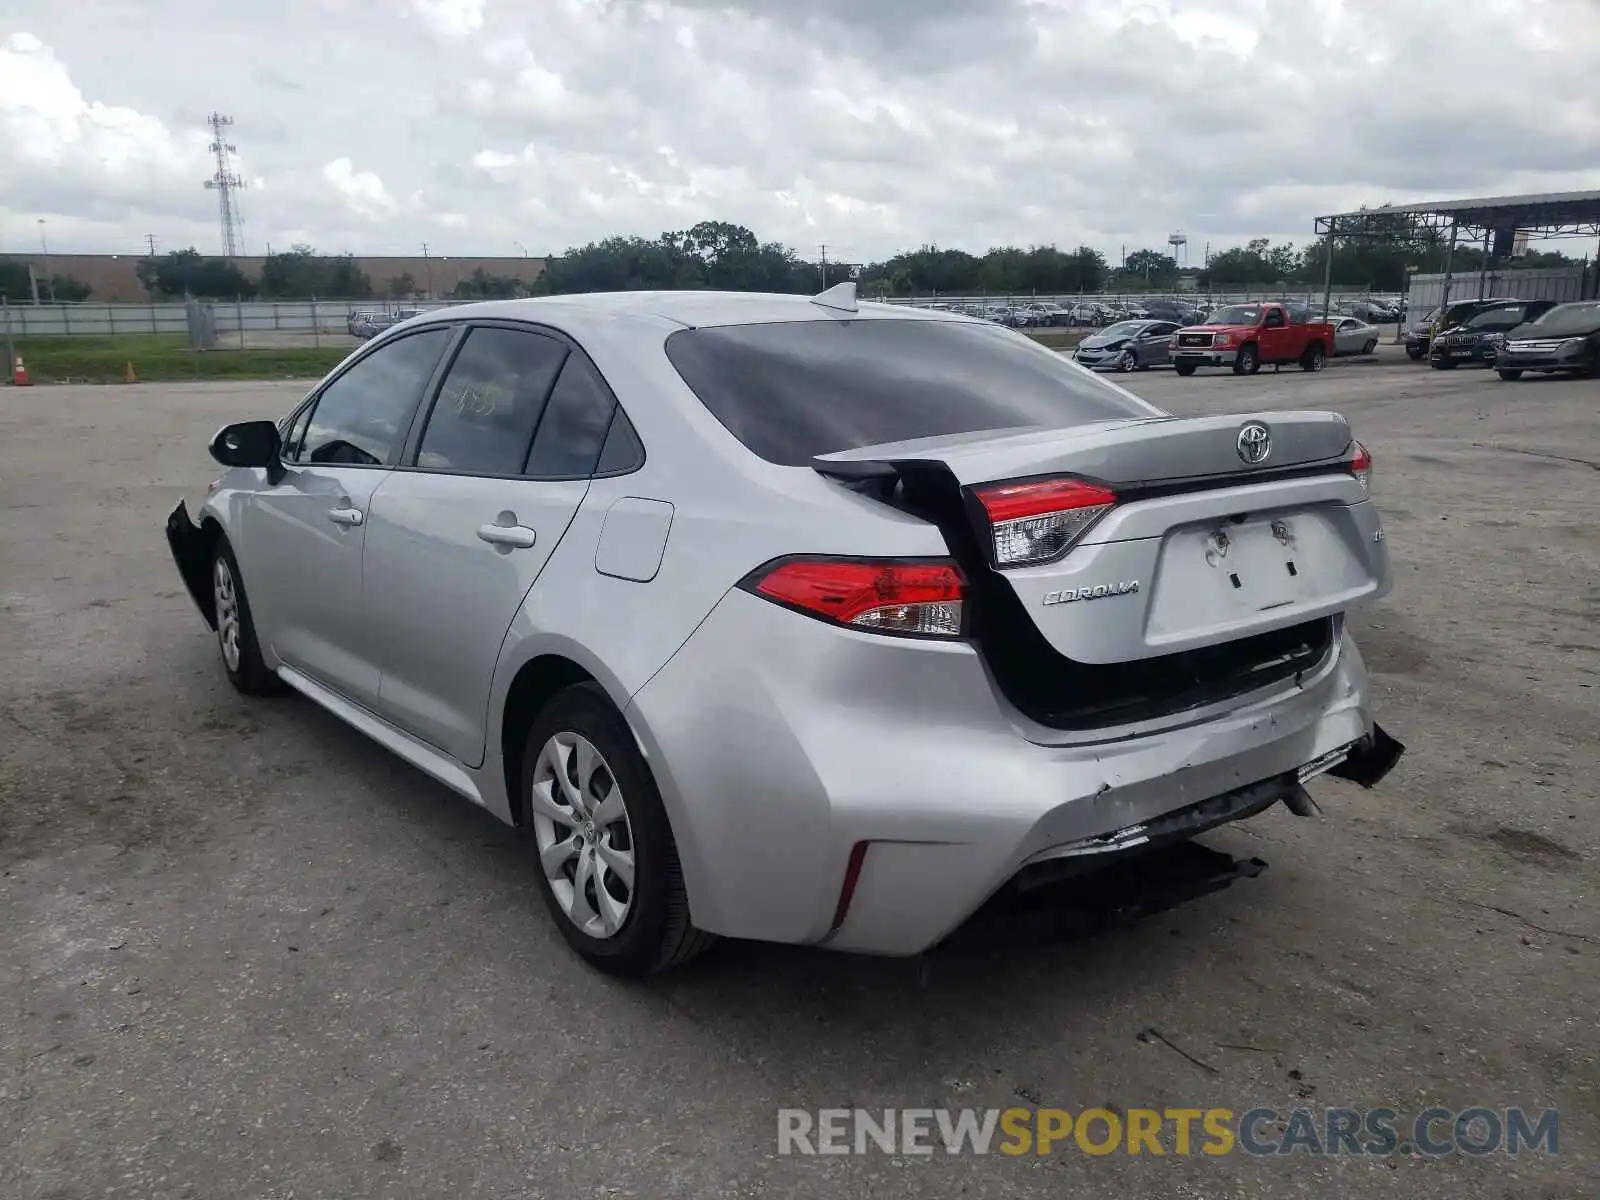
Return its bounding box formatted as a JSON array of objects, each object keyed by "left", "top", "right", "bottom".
[
  {"left": 1236, "top": 420, "right": 1272, "bottom": 465},
  {"left": 1043, "top": 581, "right": 1140, "bottom": 605}
]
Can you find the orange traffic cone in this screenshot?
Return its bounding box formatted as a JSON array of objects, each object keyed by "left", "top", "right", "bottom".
[
  {"left": 11, "top": 355, "right": 30, "bottom": 386},
  {"left": 123, "top": 361, "right": 139, "bottom": 384}
]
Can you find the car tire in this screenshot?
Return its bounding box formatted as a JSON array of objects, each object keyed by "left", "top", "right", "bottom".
[
  {"left": 1431, "top": 357, "right": 1457, "bottom": 370},
  {"left": 520, "top": 682, "right": 714, "bottom": 978},
  {"left": 1117, "top": 349, "right": 1138, "bottom": 373},
  {"left": 1233, "top": 344, "right": 1259, "bottom": 375},
  {"left": 1406, "top": 345, "right": 1425, "bottom": 360},
  {"left": 1363, "top": 340, "right": 1378, "bottom": 355},
  {"left": 1174, "top": 361, "right": 1197, "bottom": 377},
  {"left": 211, "top": 537, "right": 278, "bottom": 695},
  {"left": 1300, "top": 343, "right": 1326, "bottom": 372},
  {"left": 1496, "top": 369, "right": 1523, "bottom": 381}
]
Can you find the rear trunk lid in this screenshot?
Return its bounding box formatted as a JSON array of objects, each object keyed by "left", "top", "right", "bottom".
[{"left": 814, "top": 411, "right": 1387, "bottom": 666}]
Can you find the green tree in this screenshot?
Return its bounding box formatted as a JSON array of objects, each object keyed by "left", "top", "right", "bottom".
[
  {"left": 451, "top": 268, "right": 529, "bottom": 299},
  {"left": 1123, "top": 249, "right": 1179, "bottom": 284},
  {"left": 136, "top": 248, "right": 255, "bottom": 298},
  {"left": 258, "top": 246, "right": 372, "bottom": 298},
  {"left": 387, "top": 272, "right": 417, "bottom": 298}
]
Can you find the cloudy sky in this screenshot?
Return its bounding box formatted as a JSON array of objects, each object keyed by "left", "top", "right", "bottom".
[{"left": 2, "top": 0, "right": 1597, "bottom": 264}]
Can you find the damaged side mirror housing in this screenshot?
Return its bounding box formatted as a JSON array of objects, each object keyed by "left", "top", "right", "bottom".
[{"left": 209, "top": 420, "right": 285, "bottom": 484}]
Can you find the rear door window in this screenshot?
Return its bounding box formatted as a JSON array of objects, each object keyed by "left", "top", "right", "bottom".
[
  {"left": 664, "top": 318, "right": 1158, "bottom": 467},
  {"left": 414, "top": 327, "right": 568, "bottom": 475}
]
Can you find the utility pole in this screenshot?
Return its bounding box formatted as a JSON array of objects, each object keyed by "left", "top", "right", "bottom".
[
  {"left": 819, "top": 244, "right": 828, "bottom": 289},
  {"left": 37, "top": 219, "right": 53, "bottom": 302},
  {"left": 422, "top": 243, "right": 434, "bottom": 297},
  {"left": 146, "top": 233, "right": 158, "bottom": 257},
  {"left": 203, "top": 113, "right": 245, "bottom": 259}
]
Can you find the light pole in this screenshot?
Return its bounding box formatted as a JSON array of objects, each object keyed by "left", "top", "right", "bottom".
[
  {"left": 513, "top": 241, "right": 528, "bottom": 258},
  {"left": 38, "top": 219, "right": 54, "bottom": 303}
]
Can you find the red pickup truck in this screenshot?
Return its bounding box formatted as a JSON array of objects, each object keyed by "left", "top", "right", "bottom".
[{"left": 1170, "top": 302, "right": 1334, "bottom": 376}]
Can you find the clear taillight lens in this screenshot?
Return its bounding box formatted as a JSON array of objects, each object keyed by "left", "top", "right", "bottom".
[
  {"left": 1350, "top": 442, "right": 1372, "bottom": 494},
  {"left": 972, "top": 478, "right": 1117, "bottom": 568},
  {"left": 743, "top": 558, "right": 966, "bottom": 639}
]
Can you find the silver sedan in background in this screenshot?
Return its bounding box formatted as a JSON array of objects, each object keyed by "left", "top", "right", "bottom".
[
  {"left": 1331, "top": 317, "right": 1381, "bottom": 356},
  {"left": 1072, "top": 319, "right": 1180, "bottom": 371}
]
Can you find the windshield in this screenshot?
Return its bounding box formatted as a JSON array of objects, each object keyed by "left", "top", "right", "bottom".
[
  {"left": 665, "top": 319, "right": 1161, "bottom": 466},
  {"left": 1100, "top": 321, "right": 1147, "bottom": 339},
  {"left": 1463, "top": 304, "right": 1526, "bottom": 330},
  {"left": 1527, "top": 301, "right": 1600, "bottom": 336},
  {"left": 1208, "top": 305, "right": 1262, "bottom": 325}
]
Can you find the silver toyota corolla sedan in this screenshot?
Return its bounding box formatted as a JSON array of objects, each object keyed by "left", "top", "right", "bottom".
[{"left": 165, "top": 285, "right": 1404, "bottom": 976}]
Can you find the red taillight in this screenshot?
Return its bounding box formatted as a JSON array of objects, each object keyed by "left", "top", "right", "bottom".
[
  {"left": 1349, "top": 442, "right": 1372, "bottom": 494},
  {"left": 745, "top": 558, "right": 966, "bottom": 638},
  {"left": 972, "top": 477, "right": 1117, "bottom": 567}
]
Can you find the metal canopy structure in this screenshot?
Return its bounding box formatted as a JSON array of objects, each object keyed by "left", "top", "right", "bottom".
[
  {"left": 1314, "top": 190, "right": 1600, "bottom": 241},
  {"left": 1308, "top": 190, "right": 1600, "bottom": 317}
]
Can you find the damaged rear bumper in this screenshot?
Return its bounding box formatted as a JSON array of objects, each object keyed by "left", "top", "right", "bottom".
[
  {"left": 165, "top": 499, "right": 216, "bottom": 629},
  {"left": 1012, "top": 723, "right": 1406, "bottom": 889}
]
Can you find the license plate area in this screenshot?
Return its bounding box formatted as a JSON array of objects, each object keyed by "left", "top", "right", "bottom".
[{"left": 1144, "top": 511, "right": 1364, "bottom": 646}]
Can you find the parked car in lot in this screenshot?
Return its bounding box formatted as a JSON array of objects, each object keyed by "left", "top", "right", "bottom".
[
  {"left": 1072, "top": 319, "right": 1180, "bottom": 372},
  {"left": 350, "top": 307, "right": 422, "bottom": 340},
  {"left": 1429, "top": 299, "right": 1558, "bottom": 369},
  {"left": 1331, "top": 317, "right": 1381, "bottom": 357},
  {"left": 1495, "top": 299, "right": 1600, "bottom": 380},
  {"left": 1404, "top": 297, "right": 1516, "bottom": 360},
  {"left": 165, "top": 287, "right": 1403, "bottom": 976},
  {"left": 1170, "top": 302, "right": 1336, "bottom": 376}
]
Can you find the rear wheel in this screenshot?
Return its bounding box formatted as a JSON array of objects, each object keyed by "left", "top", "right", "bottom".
[
  {"left": 521, "top": 683, "right": 713, "bottom": 977},
  {"left": 1497, "top": 369, "right": 1523, "bottom": 381},
  {"left": 1363, "top": 339, "right": 1378, "bottom": 355},
  {"left": 1300, "top": 343, "right": 1326, "bottom": 372},
  {"left": 1174, "top": 361, "right": 1197, "bottom": 377},
  {"left": 1233, "top": 344, "right": 1259, "bottom": 375}
]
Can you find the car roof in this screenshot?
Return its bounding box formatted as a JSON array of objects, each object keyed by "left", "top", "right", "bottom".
[{"left": 404, "top": 290, "right": 971, "bottom": 333}]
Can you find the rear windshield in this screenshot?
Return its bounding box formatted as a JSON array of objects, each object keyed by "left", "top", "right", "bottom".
[{"left": 664, "top": 318, "right": 1159, "bottom": 466}]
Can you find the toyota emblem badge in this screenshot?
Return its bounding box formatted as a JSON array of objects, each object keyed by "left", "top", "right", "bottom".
[{"left": 1236, "top": 421, "right": 1271, "bottom": 465}]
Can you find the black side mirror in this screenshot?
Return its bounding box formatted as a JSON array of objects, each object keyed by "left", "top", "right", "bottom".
[{"left": 209, "top": 420, "right": 285, "bottom": 484}]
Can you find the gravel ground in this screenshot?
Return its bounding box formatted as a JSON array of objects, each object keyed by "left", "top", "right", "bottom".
[{"left": 1, "top": 348, "right": 1596, "bottom": 1198}]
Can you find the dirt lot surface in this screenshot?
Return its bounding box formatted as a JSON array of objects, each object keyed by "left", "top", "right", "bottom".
[{"left": 2, "top": 349, "right": 1596, "bottom": 1197}]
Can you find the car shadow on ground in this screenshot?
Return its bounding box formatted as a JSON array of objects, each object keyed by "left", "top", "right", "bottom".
[{"left": 258, "top": 681, "right": 1267, "bottom": 1031}]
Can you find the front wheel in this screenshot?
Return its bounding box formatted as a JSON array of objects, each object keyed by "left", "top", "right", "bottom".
[
  {"left": 212, "top": 539, "right": 277, "bottom": 695},
  {"left": 1406, "top": 344, "right": 1426, "bottom": 360},
  {"left": 521, "top": 683, "right": 714, "bottom": 977},
  {"left": 1233, "top": 344, "right": 1259, "bottom": 375},
  {"left": 1300, "top": 343, "right": 1326, "bottom": 372},
  {"left": 1117, "top": 349, "right": 1138, "bottom": 373},
  {"left": 1497, "top": 369, "right": 1523, "bottom": 381},
  {"left": 1174, "top": 361, "right": 1197, "bottom": 377}
]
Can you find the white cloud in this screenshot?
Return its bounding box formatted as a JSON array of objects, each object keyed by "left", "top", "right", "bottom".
[
  {"left": 2, "top": 0, "right": 1599, "bottom": 261},
  {"left": 409, "top": 0, "right": 486, "bottom": 39},
  {"left": 321, "top": 158, "right": 398, "bottom": 220}
]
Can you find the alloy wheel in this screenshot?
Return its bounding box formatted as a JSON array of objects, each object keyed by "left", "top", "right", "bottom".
[
  {"left": 213, "top": 557, "right": 241, "bottom": 672},
  {"left": 530, "top": 732, "right": 636, "bottom": 939}
]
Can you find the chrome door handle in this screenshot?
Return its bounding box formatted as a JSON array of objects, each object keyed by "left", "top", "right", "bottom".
[
  {"left": 327, "top": 506, "right": 364, "bottom": 527},
  {"left": 476, "top": 523, "right": 537, "bottom": 550}
]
